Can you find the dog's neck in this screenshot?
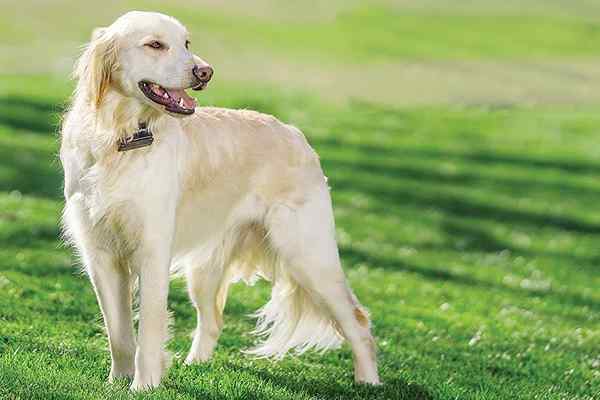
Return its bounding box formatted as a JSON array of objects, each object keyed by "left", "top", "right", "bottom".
[{"left": 90, "top": 89, "right": 163, "bottom": 153}]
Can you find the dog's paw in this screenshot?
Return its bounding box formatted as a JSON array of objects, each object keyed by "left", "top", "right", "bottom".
[
  {"left": 109, "top": 359, "right": 135, "bottom": 383},
  {"left": 130, "top": 349, "right": 171, "bottom": 391},
  {"left": 184, "top": 352, "right": 212, "bottom": 365},
  {"left": 184, "top": 336, "right": 217, "bottom": 364},
  {"left": 355, "top": 371, "right": 381, "bottom": 385},
  {"left": 109, "top": 369, "right": 134, "bottom": 383},
  {"left": 184, "top": 347, "right": 214, "bottom": 364},
  {"left": 130, "top": 376, "right": 161, "bottom": 392},
  {"left": 356, "top": 377, "right": 382, "bottom": 386},
  {"left": 130, "top": 364, "right": 163, "bottom": 392}
]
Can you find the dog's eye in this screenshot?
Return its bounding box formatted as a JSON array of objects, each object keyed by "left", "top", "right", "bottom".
[
  {"left": 146, "top": 41, "right": 164, "bottom": 50},
  {"left": 185, "top": 40, "right": 190, "bottom": 49}
]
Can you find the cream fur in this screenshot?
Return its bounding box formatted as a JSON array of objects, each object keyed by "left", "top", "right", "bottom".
[{"left": 60, "top": 11, "right": 380, "bottom": 391}]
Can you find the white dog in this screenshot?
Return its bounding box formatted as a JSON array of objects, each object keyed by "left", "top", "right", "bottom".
[{"left": 60, "top": 11, "right": 379, "bottom": 391}]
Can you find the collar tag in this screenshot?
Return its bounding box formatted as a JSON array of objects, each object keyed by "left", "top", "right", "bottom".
[{"left": 117, "top": 122, "right": 154, "bottom": 152}]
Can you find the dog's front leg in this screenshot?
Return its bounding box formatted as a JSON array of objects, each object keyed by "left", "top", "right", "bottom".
[
  {"left": 86, "top": 249, "right": 136, "bottom": 382},
  {"left": 130, "top": 223, "right": 174, "bottom": 391}
]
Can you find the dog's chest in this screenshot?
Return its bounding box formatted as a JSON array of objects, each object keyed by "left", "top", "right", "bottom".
[{"left": 85, "top": 135, "right": 181, "bottom": 226}]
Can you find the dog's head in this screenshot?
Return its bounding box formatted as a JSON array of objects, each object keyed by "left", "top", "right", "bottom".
[{"left": 75, "top": 11, "right": 213, "bottom": 117}]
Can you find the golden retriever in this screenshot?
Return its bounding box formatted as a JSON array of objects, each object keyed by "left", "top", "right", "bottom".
[{"left": 60, "top": 11, "right": 379, "bottom": 391}]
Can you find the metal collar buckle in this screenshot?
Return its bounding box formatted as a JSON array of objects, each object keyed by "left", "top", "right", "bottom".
[{"left": 117, "top": 122, "right": 154, "bottom": 152}]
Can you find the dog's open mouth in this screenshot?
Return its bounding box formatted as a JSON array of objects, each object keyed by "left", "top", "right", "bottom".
[{"left": 139, "top": 81, "right": 198, "bottom": 115}]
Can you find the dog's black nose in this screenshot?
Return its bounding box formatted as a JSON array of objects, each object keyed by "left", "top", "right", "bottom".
[{"left": 193, "top": 65, "right": 214, "bottom": 82}]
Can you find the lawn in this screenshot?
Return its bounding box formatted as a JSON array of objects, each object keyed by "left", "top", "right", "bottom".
[{"left": 1, "top": 1, "right": 599, "bottom": 399}]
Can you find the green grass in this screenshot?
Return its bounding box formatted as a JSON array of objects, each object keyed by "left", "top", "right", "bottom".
[
  {"left": 6, "top": 1, "right": 600, "bottom": 63},
  {"left": 0, "top": 76, "right": 598, "bottom": 399},
  {"left": 182, "top": 9, "right": 600, "bottom": 61},
  {"left": 1, "top": 1, "right": 600, "bottom": 399}
]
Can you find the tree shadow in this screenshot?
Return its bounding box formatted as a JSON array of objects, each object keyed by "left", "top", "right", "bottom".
[
  {"left": 314, "top": 136, "right": 600, "bottom": 176},
  {"left": 341, "top": 245, "right": 599, "bottom": 312},
  {"left": 0, "top": 96, "right": 63, "bottom": 199},
  {"left": 322, "top": 158, "right": 600, "bottom": 235},
  {"left": 0, "top": 222, "right": 61, "bottom": 248},
  {"left": 0, "top": 96, "right": 63, "bottom": 135},
  {"left": 0, "top": 142, "right": 66, "bottom": 199},
  {"left": 0, "top": 213, "right": 71, "bottom": 277},
  {"left": 323, "top": 156, "right": 600, "bottom": 202},
  {"left": 314, "top": 134, "right": 600, "bottom": 313},
  {"left": 438, "top": 219, "right": 599, "bottom": 269}
]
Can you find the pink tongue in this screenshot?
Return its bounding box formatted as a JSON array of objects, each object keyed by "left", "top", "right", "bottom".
[{"left": 166, "top": 88, "right": 197, "bottom": 109}]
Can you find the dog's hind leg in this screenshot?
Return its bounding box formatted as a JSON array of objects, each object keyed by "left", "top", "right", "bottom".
[
  {"left": 264, "top": 185, "right": 380, "bottom": 384},
  {"left": 185, "top": 263, "right": 227, "bottom": 364}
]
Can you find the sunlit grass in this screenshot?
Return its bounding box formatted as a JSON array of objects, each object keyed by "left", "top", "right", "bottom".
[
  {"left": 0, "top": 74, "right": 599, "bottom": 399},
  {"left": 1, "top": 1, "right": 600, "bottom": 398}
]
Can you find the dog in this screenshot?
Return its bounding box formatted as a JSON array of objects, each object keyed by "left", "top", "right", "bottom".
[{"left": 60, "top": 11, "right": 380, "bottom": 391}]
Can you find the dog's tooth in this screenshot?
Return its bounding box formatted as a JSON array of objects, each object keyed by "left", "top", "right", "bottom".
[{"left": 178, "top": 98, "right": 185, "bottom": 107}]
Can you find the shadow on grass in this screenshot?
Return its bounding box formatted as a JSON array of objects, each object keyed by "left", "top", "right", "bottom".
[
  {"left": 405, "top": 146, "right": 600, "bottom": 176},
  {"left": 317, "top": 115, "right": 600, "bottom": 176},
  {"left": 437, "top": 219, "right": 600, "bottom": 275},
  {"left": 0, "top": 259, "right": 75, "bottom": 279},
  {"left": 0, "top": 143, "right": 63, "bottom": 199},
  {"left": 0, "top": 96, "right": 63, "bottom": 199},
  {"left": 1, "top": 95, "right": 597, "bottom": 294},
  {"left": 0, "top": 223, "right": 61, "bottom": 249},
  {"left": 321, "top": 158, "right": 600, "bottom": 234},
  {"left": 341, "top": 245, "right": 599, "bottom": 312},
  {"left": 2, "top": 96, "right": 599, "bottom": 397},
  {"left": 227, "top": 363, "right": 433, "bottom": 400},
  {"left": 0, "top": 96, "right": 63, "bottom": 134},
  {"left": 323, "top": 155, "right": 600, "bottom": 201},
  {"left": 312, "top": 132, "right": 600, "bottom": 315},
  {"left": 0, "top": 210, "right": 70, "bottom": 278}
]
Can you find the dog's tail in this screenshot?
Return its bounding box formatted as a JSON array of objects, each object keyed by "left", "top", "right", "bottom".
[{"left": 242, "top": 257, "right": 344, "bottom": 359}]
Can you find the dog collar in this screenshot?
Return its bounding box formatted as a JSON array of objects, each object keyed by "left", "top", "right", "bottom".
[{"left": 117, "top": 122, "right": 154, "bottom": 152}]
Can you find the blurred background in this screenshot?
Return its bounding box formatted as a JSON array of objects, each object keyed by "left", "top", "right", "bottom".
[
  {"left": 5, "top": 0, "right": 600, "bottom": 106},
  {"left": 0, "top": 1, "right": 599, "bottom": 399}
]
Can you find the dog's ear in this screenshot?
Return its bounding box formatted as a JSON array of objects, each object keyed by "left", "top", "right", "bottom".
[
  {"left": 91, "top": 27, "right": 107, "bottom": 41},
  {"left": 74, "top": 27, "right": 119, "bottom": 109}
]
